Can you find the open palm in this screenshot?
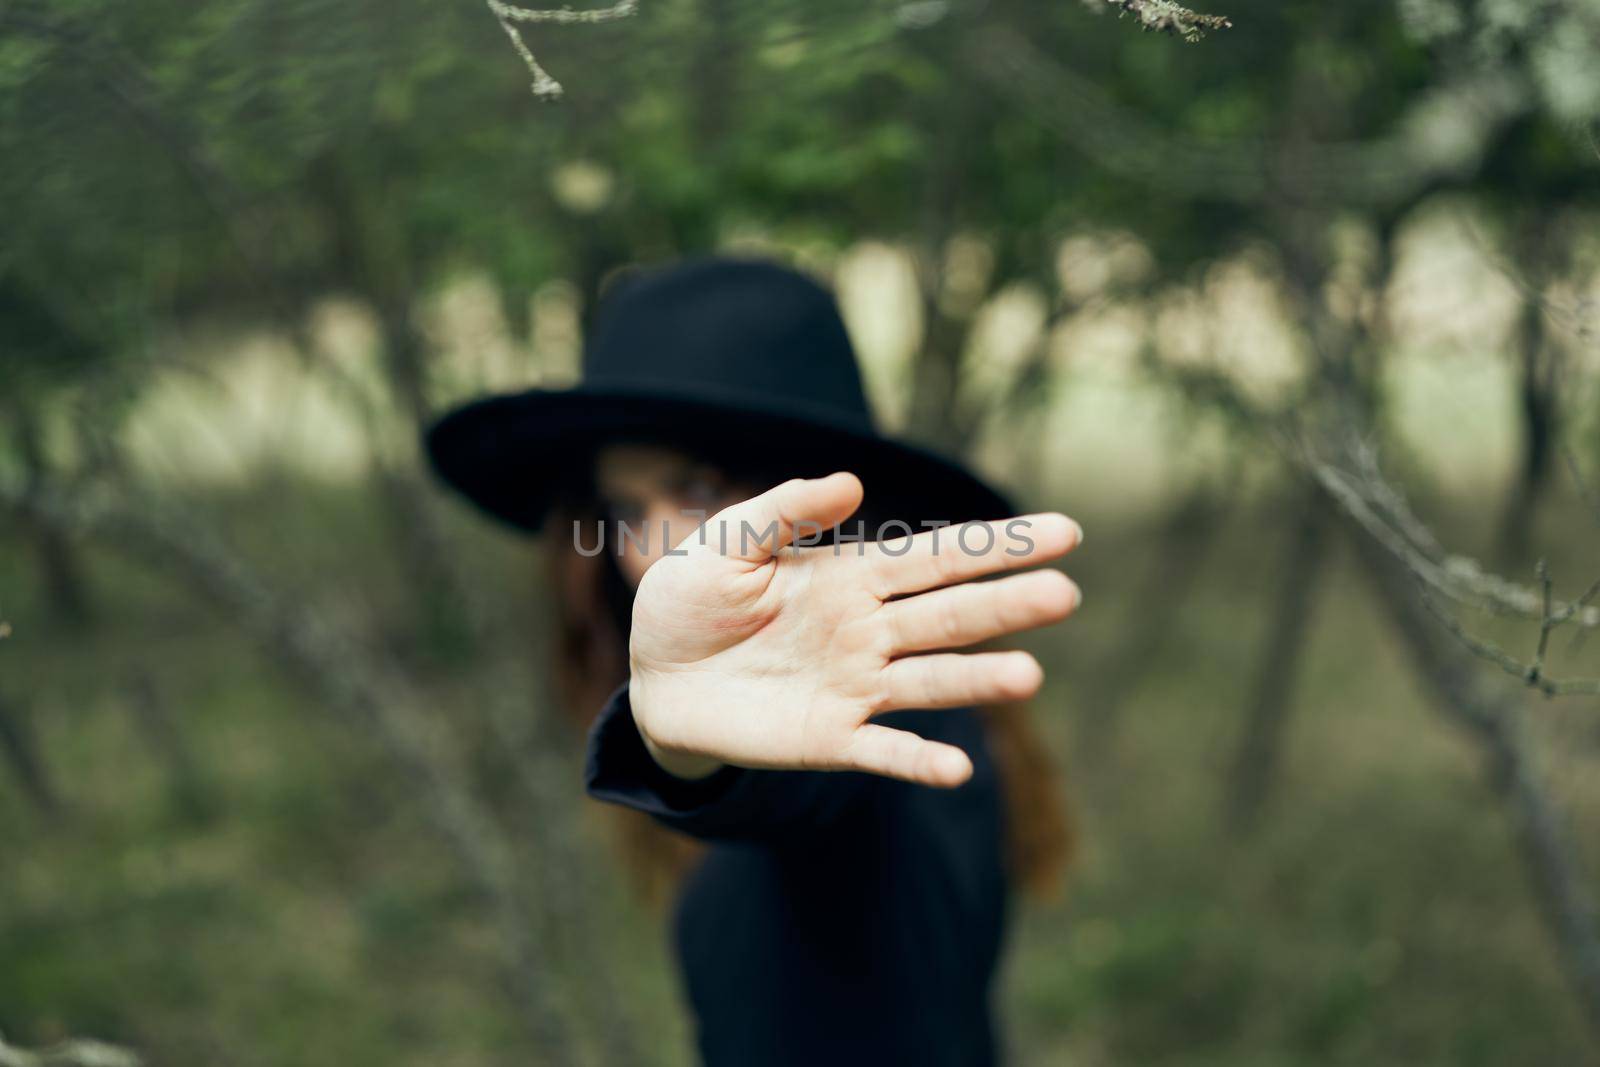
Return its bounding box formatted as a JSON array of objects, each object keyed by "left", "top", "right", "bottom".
[{"left": 627, "top": 473, "right": 1082, "bottom": 788}]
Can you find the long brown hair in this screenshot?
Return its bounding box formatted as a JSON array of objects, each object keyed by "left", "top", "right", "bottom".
[{"left": 548, "top": 498, "right": 1078, "bottom": 905}]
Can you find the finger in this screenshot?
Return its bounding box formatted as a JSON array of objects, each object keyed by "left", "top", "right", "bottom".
[
  {"left": 841, "top": 723, "right": 974, "bottom": 788},
  {"left": 881, "top": 569, "right": 1081, "bottom": 655},
  {"left": 870, "top": 513, "right": 1082, "bottom": 597},
  {"left": 697, "top": 472, "right": 864, "bottom": 564},
  {"left": 879, "top": 650, "right": 1044, "bottom": 711}
]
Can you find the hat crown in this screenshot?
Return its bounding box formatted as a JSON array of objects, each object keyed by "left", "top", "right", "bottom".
[{"left": 582, "top": 258, "right": 875, "bottom": 433}]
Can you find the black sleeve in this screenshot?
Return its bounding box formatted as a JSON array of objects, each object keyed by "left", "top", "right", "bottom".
[{"left": 582, "top": 683, "right": 879, "bottom": 844}]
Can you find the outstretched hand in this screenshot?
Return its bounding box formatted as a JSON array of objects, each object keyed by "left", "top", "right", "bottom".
[{"left": 627, "top": 472, "right": 1082, "bottom": 788}]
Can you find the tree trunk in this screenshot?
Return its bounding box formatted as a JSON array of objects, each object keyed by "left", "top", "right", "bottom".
[
  {"left": 9, "top": 406, "right": 94, "bottom": 628},
  {"left": 903, "top": 14, "right": 986, "bottom": 453},
  {"left": 1225, "top": 484, "right": 1330, "bottom": 829},
  {"left": 126, "top": 673, "right": 210, "bottom": 822},
  {"left": 0, "top": 689, "right": 61, "bottom": 816},
  {"left": 1495, "top": 295, "right": 1558, "bottom": 567},
  {"left": 1077, "top": 486, "right": 1225, "bottom": 759},
  {"left": 905, "top": 306, "right": 978, "bottom": 449},
  {"left": 1495, "top": 211, "right": 1566, "bottom": 567},
  {"left": 1347, "top": 506, "right": 1600, "bottom": 1047}
]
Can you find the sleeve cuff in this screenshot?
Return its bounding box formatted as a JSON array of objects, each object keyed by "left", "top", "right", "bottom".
[{"left": 583, "top": 682, "right": 745, "bottom": 817}]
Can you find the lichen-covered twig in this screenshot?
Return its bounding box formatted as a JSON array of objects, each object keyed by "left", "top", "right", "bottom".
[
  {"left": 1105, "top": 0, "right": 1231, "bottom": 42},
  {"left": 485, "top": 0, "right": 638, "bottom": 98}
]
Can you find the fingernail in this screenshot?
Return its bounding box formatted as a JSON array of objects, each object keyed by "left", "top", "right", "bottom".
[{"left": 1069, "top": 519, "right": 1084, "bottom": 546}]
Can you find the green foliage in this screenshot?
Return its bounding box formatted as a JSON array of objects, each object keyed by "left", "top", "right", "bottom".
[
  {"left": 3, "top": 0, "right": 1593, "bottom": 384},
  {"left": 3, "top": 0, "right": 1599, "bottom": 1061}
]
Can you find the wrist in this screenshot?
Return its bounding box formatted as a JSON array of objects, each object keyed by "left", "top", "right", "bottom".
[
  {"left": 641, "top": 732, "right": 725, "bottom": 781},
  {"left": 629, "top": 672, "right": 725, "bottom": 781}
]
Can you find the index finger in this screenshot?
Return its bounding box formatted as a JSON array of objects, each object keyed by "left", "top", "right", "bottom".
[{"left": 868, "top": 513, "right": 1082, "bottom": 597}]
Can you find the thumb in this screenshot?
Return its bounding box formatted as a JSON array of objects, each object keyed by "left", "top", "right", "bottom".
[{"left": 699, "top": 472, "right": 864, "bottom": 563}]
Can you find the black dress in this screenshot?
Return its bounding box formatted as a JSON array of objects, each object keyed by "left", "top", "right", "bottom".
[{"left": 584, "top": 684, "right": 1010, "bottom": 1066}]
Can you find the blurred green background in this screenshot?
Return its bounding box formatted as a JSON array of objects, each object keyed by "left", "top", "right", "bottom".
[{"left": 3, "top": 0, "right": 1600, "bottom": 1063}]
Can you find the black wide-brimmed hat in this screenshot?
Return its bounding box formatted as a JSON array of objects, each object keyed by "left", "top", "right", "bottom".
[{"left": 424, "top": 257, "right": 1014, "bottom": 533}]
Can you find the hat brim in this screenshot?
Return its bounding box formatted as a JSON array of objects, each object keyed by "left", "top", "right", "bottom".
[{"left": 424, "top": 385, "right": 1016, "bottom": 535}]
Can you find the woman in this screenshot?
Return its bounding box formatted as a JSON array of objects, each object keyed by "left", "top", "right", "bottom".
[{"left": 426, "top": 257, "right": 1084, "bottom": 1065}]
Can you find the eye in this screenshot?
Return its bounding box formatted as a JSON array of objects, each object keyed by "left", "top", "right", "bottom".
[
  {"left": 674, "top": 469, "right": 727, "bottom": 512},
  {"left": 601, "top": 495, "right": 645, "bottom": 527}
]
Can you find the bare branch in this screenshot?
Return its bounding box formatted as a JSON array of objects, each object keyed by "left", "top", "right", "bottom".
[
  {"left": 1300, "top": 433, "right": 1600, "bottom": 630},
  {"left": 1353, "top": 532, "right": 1600, "bottom": 1039},
  {"left": 1412, "top": 576, "right": 1600, "bottom": 699},
  {"left": 1153, "top": 357, "right": 1600, "bottom": 693},
  {"left": 485, "top": 0, "right": 638, "bottom": 98},
  {"left": 491, "top": 0, "right": 639, "bottom": 23}
]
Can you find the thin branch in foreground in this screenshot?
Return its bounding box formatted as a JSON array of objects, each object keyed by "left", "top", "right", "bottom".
[
  {"left": 1301, "top": 436, "right": 1600, "bottom": 629},
  {"left": 1413, "top": 574, "right": 1600, "bottom": 699},
  {"left": 1105, "top": 0, "right": 1231, "bottom": 42},
  {"left": 1153, "top": 360, "right": 1600, "bottom": 691},
  {"left": 1152, "top": 358, "right": 1600, "bottom": 632},
  {"left": 485, "top": 0, "right": 638, "bottom": 98},
  {"left": 0, "top": 1032, "right": 141, "bottom": 1067},
  {"left": 1352, "top": 530, "right": 1600, "bottom": 1041}
]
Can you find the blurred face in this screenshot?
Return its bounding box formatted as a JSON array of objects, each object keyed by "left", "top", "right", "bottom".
[{"left": 595, "top": 444, "right": 756, "bottom": 589}]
